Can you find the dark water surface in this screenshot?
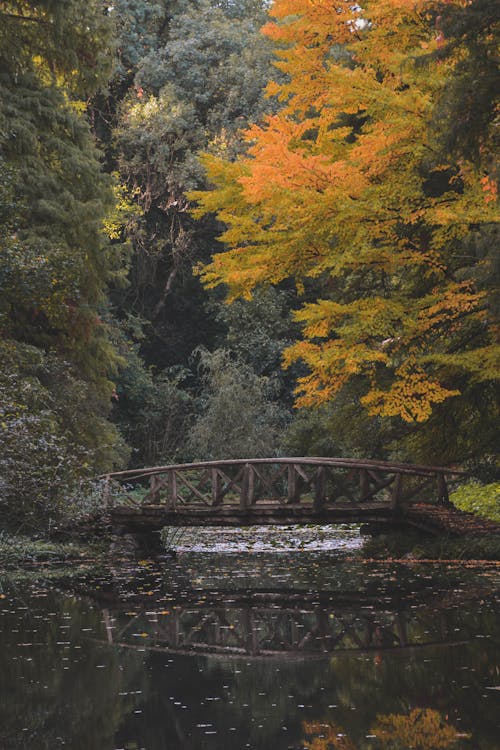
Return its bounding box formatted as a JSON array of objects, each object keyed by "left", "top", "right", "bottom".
[{"left": 1, "top": 527, "right": 499, "bottom": 750}]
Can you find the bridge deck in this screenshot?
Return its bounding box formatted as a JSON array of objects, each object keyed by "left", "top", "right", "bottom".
[{"left": 111, "top": 500, "right": 395, "bottom": 532}]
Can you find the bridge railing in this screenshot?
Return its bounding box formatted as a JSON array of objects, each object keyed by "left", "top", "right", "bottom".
[{"left": 103, "top": 457, "right": 465, "bottom": 512}]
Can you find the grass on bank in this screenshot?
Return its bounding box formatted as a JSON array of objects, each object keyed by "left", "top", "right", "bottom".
[{"left": 0, "top": 533, "right": 106, "bottom": 568}]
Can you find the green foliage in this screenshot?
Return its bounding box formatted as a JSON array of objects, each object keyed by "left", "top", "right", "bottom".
[
  {"left": 450, "top": 481, "right": 500, "bottom": 523},
  {"left": 187, "top": 348, "right": 287, "bottom": 460},
  {"left": 363, "top": 530, "right": 500, "bottom": 562},
  {"left": 0, "top": 533, "right": 102, "bottom": 568},
  {"left": 215, "top": 287, "right": 294, "bottom": 376},
  {"left": 0, "top": 342, "right": 128, "bottom": 531},
  {"left": 104, "top": 0, "right": 281, "bottom": 466},
  {"left": 112, "top": 341, "right": 196, "bottom": 467},
  {"left": 135, "top": 0, "right": 273, "bottom": 134},
  {"left": 0, "top": 0, "right": 130, "bottom": 526},
  {"left": 109, "top": 0, "right": 276, "bottom": 368},
  {"left": 0, "top": 1, "right": 115, "bottom": 97}
]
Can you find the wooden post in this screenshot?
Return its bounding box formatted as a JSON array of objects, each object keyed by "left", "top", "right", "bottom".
[
  {"left": 211, "top": 468, "right": 223, "bottom": 505},
  {"left": 360, "top": 469, "right": 369, "bottom": 502},
  {"left": 247, "top": 464, "right": 255, "bottom": 505},
  {"left": 314, "top": 466, "right": 326, "bottom": 511},
  {"left": 148, "top": 475, "right": 160, "bottom": 504},
  {"left": 103, "top": 475, "right": 112, "bottom": 509},
  {"left": 391, "top": 473, "right": 403, "bottom": 511},
  {"left": 167, "top": 470, "right": 177, "bottom": 509},
  {"left": 437, "top": 473, "right": 450, "bottom": 506},
  {"left": 240, "top": 464, "right": 250, "bottom": 510},
  {"left": 288, "top": 464, "right": 300, "bottom": 504}
]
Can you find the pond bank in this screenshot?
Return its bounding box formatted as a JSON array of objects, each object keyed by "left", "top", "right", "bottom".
[{"left": 1, "top": 522, "right": 500, "bottom": 573}]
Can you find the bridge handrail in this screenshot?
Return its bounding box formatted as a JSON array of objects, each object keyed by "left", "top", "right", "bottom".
[{"left": 103, "top": 456, "right": 467, "bottom": 481}]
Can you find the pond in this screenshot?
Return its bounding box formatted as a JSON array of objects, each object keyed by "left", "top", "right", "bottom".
[{"left": 0, "top": 526, "right": 499, "bottom": 750}]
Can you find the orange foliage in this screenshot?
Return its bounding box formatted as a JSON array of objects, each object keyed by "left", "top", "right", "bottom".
[
  {"left": 190, "top": 0, "right": 498, "bottom": 423},
  {"left": 302, "top": 720, "right": 356, "bottom": 750},
  {"left": 371, "top": 707, "right": 463, "bottom": 749}
]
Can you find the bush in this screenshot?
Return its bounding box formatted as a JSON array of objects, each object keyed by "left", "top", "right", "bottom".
[{"left": 450, "top": 480, "right": 500, "bottom": 522}]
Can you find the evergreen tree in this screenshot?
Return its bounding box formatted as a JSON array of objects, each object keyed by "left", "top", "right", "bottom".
[{"left": 0, "top": 1, "right": 128, "bottom": 526}]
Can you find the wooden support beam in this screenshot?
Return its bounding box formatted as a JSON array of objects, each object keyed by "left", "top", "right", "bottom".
[
  {"left": 217, "top": 466, "right": 244, "bottom": 498},
  {"left": 212, "top": 468, "right": 223, "bottom": 505},
  {"left": 295, "top": 465, "right": 311, "bottom": 484},
  {"left": 167, "top": 470, "right": 177, "bottom": 509},
  {"left": 360, "top": 469, "right": 370, "bottom": 502},
  {"left": 104, "top": 475, "right": 112, "bottom": 509},
  {"left": 314, "top": 466, "right": 326, "bottom": 511},
  {"left": 147, "top": 475, "right": 161, "bottom": 504},
  {"left": 247, "top": 464, "right": 256, "bottom": 505},
  {"left": 437, "top": 473, "right": 450, "bottom": 506},
  {"left": 240, "top": 464, "right": 251, "bottom": 510},
  {"left": 287, "top": 464, "right": 300, "bottom": 504},
  {"left": 252, "top": 463, "right": 287, "bottom": 498},
  {"left": 176, "top": 471, "right": 211, "bottom": 504},
  {"left": 391, "top": 473, "right": 403, "bottom": 511}
]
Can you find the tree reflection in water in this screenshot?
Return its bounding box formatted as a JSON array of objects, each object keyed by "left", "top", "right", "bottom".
[
  {"left": 303, "top": 708, "right": 463, "bottom": 749},
  {"left": 0, "top": 558, "right": 498, "bottom": 750}
]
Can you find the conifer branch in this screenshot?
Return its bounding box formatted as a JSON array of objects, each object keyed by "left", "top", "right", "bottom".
[{"left": 1, "top": 11, "right": 49, "bottom": 25}]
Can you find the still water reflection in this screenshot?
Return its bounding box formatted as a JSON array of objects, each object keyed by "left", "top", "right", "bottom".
[{"left": 0, "top": 533, "right": 499, "bottom": 750}]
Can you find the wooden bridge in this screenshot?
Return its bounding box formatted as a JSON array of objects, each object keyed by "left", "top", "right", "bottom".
[{"left": 104, "top": 457, "right": 473, "bottom": 537}]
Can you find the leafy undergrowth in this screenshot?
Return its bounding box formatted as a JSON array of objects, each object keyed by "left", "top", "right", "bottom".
[
  {"left": 0, "top": 533, "right": 106, "bottom": 569},
  {"left": 362, "top": 531, "right": 500, "bottom": 561},
  {"left": 450, "top": 481, "right": 500, "bottom": 523}
]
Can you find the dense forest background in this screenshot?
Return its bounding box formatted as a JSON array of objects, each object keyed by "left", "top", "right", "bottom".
[{"left": 0, "top": 0, "right": 498, "bottom": 530}]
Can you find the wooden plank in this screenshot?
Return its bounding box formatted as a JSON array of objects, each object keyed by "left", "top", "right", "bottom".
[
  {"left": 399, "top": 475, "right": 434, "bottom": 504},
  {"left": 103, "top": 475, "right": 113, "bottom": 509},
  {"left": 330, "top": 472, "right": 357, "bottom": 504},
  {"left": 147, "top": 475, "right": 161, "bottom": 504},
  {"left": 217, "top": 466, "right": 244, "bottom": 497},
  {"left": 359, "top": 475, "right": 396, "bottom": 502},
  {"left": 295, "top": 465, "right": 311, "bottom": 484}
]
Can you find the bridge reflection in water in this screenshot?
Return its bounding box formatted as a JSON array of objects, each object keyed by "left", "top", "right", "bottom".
[{"left": 100, "top": 589, "right": 473, "bottom": 660}]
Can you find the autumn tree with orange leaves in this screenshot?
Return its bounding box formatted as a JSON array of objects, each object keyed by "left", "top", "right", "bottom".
[{"left": 191, "top": 0, "right": 498, "bottom": 449}]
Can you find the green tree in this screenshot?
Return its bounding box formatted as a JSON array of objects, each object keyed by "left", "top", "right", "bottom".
[
  {"left": 0, "top": 1, "right": 128, "bottom": 526},
  {"left": 187, "top": 348, "right": 285, "bottom": 460},
  {"left": 105, "top": 0, "right": 280, "bottom": 462},
  {"left": 112, "top": 0, "right": 275, "bottom": 337}
]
